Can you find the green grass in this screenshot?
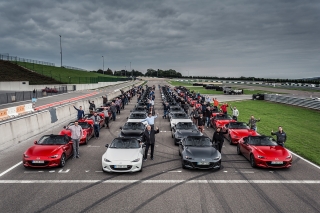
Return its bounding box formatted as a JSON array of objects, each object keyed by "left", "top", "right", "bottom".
[
  {"left": 15, "top": 61, "right": 125, "bottom": 84},
  {"left": 227, "top": 100, "right": 320, "bottom": 165}
]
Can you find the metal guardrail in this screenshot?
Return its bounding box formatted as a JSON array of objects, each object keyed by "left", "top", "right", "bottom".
[{"left": 264, "top": 94, "right": 320, "bottom": 110}]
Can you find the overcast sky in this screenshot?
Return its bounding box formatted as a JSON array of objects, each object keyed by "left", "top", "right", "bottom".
[{"left": 1, "top": 0, "right": 319, "bottom": 78}]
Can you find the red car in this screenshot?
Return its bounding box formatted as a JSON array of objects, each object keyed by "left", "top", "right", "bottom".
[
  {"left": 95, "top": 107, "right": 113, "bottom": 120},
  {"left": 59, "top": 121, "right": 94, "bottom": 145},
  {"left": 211, "top": 113, "right": 236, "bottom": 129},
  {"left": 23, "top": 135, "right": 73, "bottom": 168},
  {"left": 79, "top": 114, "right": 105, "bottom": 128},
  {"left": 210, "top": 108, "right": 220, "bottom": 118},
  {"left": 225, "top": 122, "right": 259, "bottom": 145},
  {"left": 237, "top": 135, "right": 292, "bottom": 168}
]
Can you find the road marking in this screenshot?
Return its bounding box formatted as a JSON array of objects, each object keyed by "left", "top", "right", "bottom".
[
  {"left": 87, "top": 145, "right": 100, "bottom": 148},
  {"left": 49, "top": 170, "right": 55, "bottom": 173},
  {"left": 0, "top": 180, "right": 320, "bottom": 184},
  {"left": 24, "top": 171, "right": 44, "bottom": 174},
  {"left": 58, "top": 169, "right": 70, "bottom": 173},
  {"left": 167, "top": 171, "right": 182, "bottom": 173},
  {"left": 95, "top": 171, "right": 103, "bottom": 173},
  {"left": 0, "top": 162, "right": 22, "bottom": 177},
  {"left": 85, "top": 170, "right": 90, "bottom": 173},
  {"left": 290, "top": 151, "right": 320, "bottom": 170}
]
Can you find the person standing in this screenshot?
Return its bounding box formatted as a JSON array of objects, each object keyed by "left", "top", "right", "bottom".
[
  {"left": 141, "top": 113, "right": 158, "bottom": 129},
  {"left": 220, "top": 103, "right": 228, "bottom": 114},
  {"left": 88, "top": 100, "right": 96, "bottom": 113},
  {"left": 67, "top": 121, "right": 83, "bottom": 158},
  {"left": 110, "top": 102, "right": 117, "bottom": 121},
  {"left": 248, "top": 115, "right": 260, "bottom": 131},
  {"left": 212, "top": 127, "right": 228, "bottom": 153},
  {"left": 190, "top": 107, "right": 199, "bottom": 125},
  {"left": 103, "top": 107, "right": 110, "bottom": 129},
  {"left": 142, "top": 125, "right": 160, "bottom": 161},
  {"left": 204, "top": 106, "right": 211, "bottom": 128},
  {"left": 90, "top": 112, "right": 101, "bottom": 138},
  {"left": 115, "top": 98, "right": 121, "bottom": 114},
  {"left": 102, "top": 95, "right": 108, "bottom": 107},
  {"left": 271, "top": 126, "right": 287, "bottom": 147},
  {"left": 230, "top": 105, "right": 239, "bottom": 121},
  {"left": 196, "top": 113, "right": 206, "bottom": 133},
  {"left": 73, "top": 105, "right": 85, "bottom": 120},
  {"left": 213, "top": 98, "right": 219, "bottom": 110}
]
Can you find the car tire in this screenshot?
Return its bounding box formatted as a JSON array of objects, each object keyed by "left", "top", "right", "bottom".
[
  {"left": 85, "top": 136, "right": 89, "bottom": 145},
  {"left": 182, "top": 162, "right": 187, "bottom": 169},
  {"left": 237, "top": 145, "right": 241, "bottom": 155},
  {"left": 139, "top": 163, "right": 143, "bottom": 172},
  {"left": 250, "top": 154, "right": 256, "bottom": 168},
  {"left": 171, "top": 132, "right": 174, "bottom": 138},
  {"left": 59, "top": 154, "right": 66, "bottom": 168}
]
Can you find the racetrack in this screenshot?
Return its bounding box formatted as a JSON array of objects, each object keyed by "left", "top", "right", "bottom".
[{"left": 0, "top": 80, "right": 319, "bottom": 213}]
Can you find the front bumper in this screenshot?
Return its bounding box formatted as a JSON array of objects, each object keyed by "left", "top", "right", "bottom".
[
  {"left": 255, "top": 158, "right": 292, "bottom": 168},
  {"left": 23, "top": 157, "right": 62, "bottom": 168},
  {"left": 102, "top": 160, "right": 143, "bottom": 173},
  {"left": 183, "top": 159, "right": 221, "bottom": 170}
]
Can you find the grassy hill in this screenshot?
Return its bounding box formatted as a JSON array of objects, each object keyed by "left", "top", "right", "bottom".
[
  {"left": 15, "top": 61, "right": 126, "bottom": 84},
  {"left": 0, "top": 60, "right": 63, "bottom": 85}
]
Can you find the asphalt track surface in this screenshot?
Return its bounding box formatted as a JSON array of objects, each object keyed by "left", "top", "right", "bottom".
[
  {"left": 0, "top": 81, "right": 135, "bottom": 110},
  {"left": 0, "top": 80, "right": 320, "bottom": 213}
]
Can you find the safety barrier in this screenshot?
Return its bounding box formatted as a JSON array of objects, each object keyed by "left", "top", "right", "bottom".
[
  {"left": 0, "top": 109, "right": 9, "bottom": 121},
  {"left": 7, "top": 107, "right": 18, "bottom": 117},
  {"left": 264, "top": 94, "right": 320, "bottom": 110}
]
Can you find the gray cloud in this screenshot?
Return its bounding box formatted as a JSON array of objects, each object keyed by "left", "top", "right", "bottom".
[{"left": 0, "top": 0, "right": 319, "bottom": 78}]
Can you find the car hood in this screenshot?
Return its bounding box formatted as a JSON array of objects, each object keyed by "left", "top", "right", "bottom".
[
  {"left": 121, "top": 129, "right": 144, "bottom": 136},
  {"left": 127, "top": 119, "right": 148, "bottom": 126},
  {"left": 230, "top": 129, "right": 257, "bottom": 137},
  {"left": 184, "top": 147, "right": 218, "bottom": 158},
  {"left": 252, "top": 146, "right": 290, "bottom": 159},
  {"left": 26, "top": 145, "right": 63, "bottom": 156},
  {"left": 171, "top": 119, "right": 191, "bottom": 124},
  {"left": 104, "top": 148, "right": 141, "bottom": 161}
]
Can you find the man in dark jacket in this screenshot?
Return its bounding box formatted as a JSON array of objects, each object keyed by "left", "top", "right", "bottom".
[
  {"left": 271, "top": 126, "right": 287, "bottom": 147},
  {"left": 142, "top": 125, "right": 160, "bottom": 161},
  {"left": 212, "top": 127, "right": 228, "bottom": 153},
  {"left": 204, "top": 107, "right": 211, "bottom": 128},
  {"left": 195, "top": 113, "right": 206, "bottom": 133},
  {"left": 88, "top": 100, "right": 96, "bottom": 113},
  {"left": 73, "top": 105, "right": 84, "bottom": 120}
]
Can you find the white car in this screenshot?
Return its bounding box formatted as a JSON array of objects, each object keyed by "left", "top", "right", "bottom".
[
  {"left": 102, "top": 137, "right": 145, "bottom": 173},
  {"left": 169, "top": 113, "right": 192, "bottom": 129},
  {"left": 127, "top": 112, "right": 148, "bottom": 126}
]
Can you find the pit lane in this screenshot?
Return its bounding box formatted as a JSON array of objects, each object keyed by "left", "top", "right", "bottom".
[{"left": 0, "top": 80, "right": 319, "bottom": 213}]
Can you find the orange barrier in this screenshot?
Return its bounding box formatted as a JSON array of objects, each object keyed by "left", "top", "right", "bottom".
[
  {"left": 16, "top": 105, "right": 26, "bottom": 115},
  {"left": 0, "top": 109, "right": 9, "bottom": 120}
]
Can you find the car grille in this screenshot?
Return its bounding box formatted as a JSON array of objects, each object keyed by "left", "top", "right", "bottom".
[
  {"left": 110, "top": 165, "right": 132, "bottom": 171},
  {"left": 28, "top": 161, "right": 49, "bottom": 166},
  {"left": 266, "top": 162, "right": 287, "bottom": 167}
]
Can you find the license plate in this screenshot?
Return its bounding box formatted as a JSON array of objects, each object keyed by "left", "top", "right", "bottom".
[
  {"left": 32, "top": 160, "right": 44, "bottom": 163},
  {"left": 271, "top": 161, "right": 283, "bottom": 164},
  {"left": 197, "top": 162, "right": 210, "bottom": 165},
  {"left": 114, "top": 165, "right": 127, "bottom": 168}
]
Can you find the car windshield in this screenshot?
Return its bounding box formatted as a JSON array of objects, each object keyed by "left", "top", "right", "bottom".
[
  {"left": 248, "top": 136, "right": 278, "bottom": 146},
  {"left": 184, "top": 137, "right": 212, "bottom": 147},
  {"left": 129, "top": 113, "right": 147, "bottom": 119},
  {"left": 109, "top": 139, "right": 140, "bottom": 149},
  {"left": 172, "top": 113, "right": 188, "bottom": 119},
  {"left": 95, "top": 108, "right": 104, "bottom": 112},
  {"left": 171, "top": 107, "right": 182, "bottom": 111},
  {"left": 37, "top": 135, "right": 68, "bottom": 145},
  {"left": 133, "top": 107, "right": 145, "bottom": 111},
  {"left": 215, "top": 114, "right": 233, "bottom": 120},
  {"left": 176, "top": 122, "right": 193, "bottom": 129},
  {"left": 228, "top": 122, "right": 249, "bottom": 129},
  {"left": 68, "top": 122, "right": 90, "bottom": 129},
  {"left": 123, "top": 122, "right": 145, "bottom": 130}
]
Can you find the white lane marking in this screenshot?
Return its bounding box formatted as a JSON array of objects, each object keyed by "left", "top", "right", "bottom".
[
  {"left": 167, "top": 171, "right": 182, "bottom": 173},
  {"left": 58, "top": 169, "right": 70, "bottom": 173},
  {"left": 0, "top": 161, "right": 22, "bottom": 177},
  {"left": 0, "top": 180, "right": 320, "bottom": 184},
  {"left": 85, "top": 170, "right": 90, "bottom": 173},
  {"left": 290, "top": 151, "right": 320, "bottom": 170},
  {"left": 24, "top": 171, "right": 44, "bottom": 174},
  {"left": 49, "top": 170, "right": 55, "bottom": 173},
  {"left": 95, "top": 171, "right": 103, "bottom": 173},
  {"left": 87, "top": 145, "right": 100, "bottom": 148}
]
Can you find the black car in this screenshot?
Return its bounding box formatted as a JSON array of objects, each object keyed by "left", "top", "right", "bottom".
[
  {"left": 119, "top": 122, "right": 146, "bottom": 141},
  {"left": 172, "top": 122, "right": 202, "bottom": 144},
  {"left": 179, "top": 136, "right": 221, "bottom": 170},
  {"left": 131, "top": 106, "right": 147, "bottom": 113}
]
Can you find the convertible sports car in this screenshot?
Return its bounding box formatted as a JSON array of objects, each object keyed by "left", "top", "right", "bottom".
[
  {"left": 172, "top": 122, "right": 202, "bottom": 145},
  {"left": 119, "top": 122, "right": 146, "bottom": 141},
  {"left": 79, "top": 114, "right": 105, "bottom": 128},
  {"left": 225, "top": 122, "right": 259, "bottom": 145},
  {"left": 59, "top": 121, "right": 94, "bottom": 145},
  {"left": 169, "top": 112, "right": 192, "bottom": 128},
  {"left": 102, "top": 137, "right": 145, "bottom": 173},
  {"left": 95, "top": 107, "right": 112, "bottom": 119},
  {"left": 211, "top": 113, "right": 236, "bottom": 129},
  {"left": 237, "top": 135, "right": 292, "bottom": 168},
  {"left": 23, "top": 135, "right": 73, "bottom": 168},
  {"left": 168, "top": 106, "right": 184, "bottom": 119},
  {"left": 179, "top": 136, "right": 221, "bottom": 170},
  {"left": 127, "top": 112, "right": 148, "bottom": 126},
  {"left": 131, "top": 106, "right": 148, "bottom": 113}
]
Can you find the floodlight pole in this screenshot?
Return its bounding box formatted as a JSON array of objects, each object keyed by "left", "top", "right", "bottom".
[
  {"left": 102, "top": 56, "right": 104, "bottom": 74},
  {"left": 59, "top": 35, "right": 62, "bottom": 67}
]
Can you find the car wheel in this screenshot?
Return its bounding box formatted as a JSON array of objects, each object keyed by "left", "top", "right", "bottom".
[
  {"left": 182, "top": 162, "right": 187, "bottom": 169},
  {"left": 85, "top": 136, "right": 89, "bottom": 145},
  {"left": 171, "top": 132, "right": 174, "bottom": 138},
  {"left": 250, "top": 154, "right": 256, "bottom": 168},
  {"left": 59, "top": 154, "right": 66, "bottom": 168},
  {"left": 139, "top": 162, "right": 143, "bottom": 172},
  {"left": 237, "top": 145, "right": 241, "bottom": 155}
]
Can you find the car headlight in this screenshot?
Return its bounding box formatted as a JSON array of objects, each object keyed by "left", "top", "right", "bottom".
[
  {"left": 185, "top": 156, "right": 193, "bottom": 160},
  {"left": 50, "top": 155, "right": 59, "bottom": 158},
  {"left": 213, "top": 156, "right": 221, "bottom": 161},
  {"left": 23, "top": 154, "right": 29, "bottom": 158},
  {"left": 104, "top": 158, "right": 111, "bottom": 162},
  {"left": 286, "top": 155, "right": 292, "bottom": 159},
  {"left": 257, "top": 155, "right": 265, "bottom": 159},
  {"left": 132, "top": 158, "right": 140, "bottom": 162}
]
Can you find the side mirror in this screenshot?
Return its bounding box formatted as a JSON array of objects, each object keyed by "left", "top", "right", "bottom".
[
  {"left": 34, "top": 141, "right": 37, "bottom": 144},
  {"left": 105, "top": 144, "right": 109, "bottom": 147}
]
